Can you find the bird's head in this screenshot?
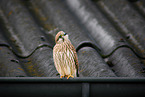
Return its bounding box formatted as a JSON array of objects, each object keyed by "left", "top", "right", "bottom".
[{"left": 55, "top": 31, "right": 69, "bottom": 44}]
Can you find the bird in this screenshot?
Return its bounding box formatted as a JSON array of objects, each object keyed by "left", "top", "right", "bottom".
[{"left": 53, "top": 31, "right": 79, "bottom": 79}]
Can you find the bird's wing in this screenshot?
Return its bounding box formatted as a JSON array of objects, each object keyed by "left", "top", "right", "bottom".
[
  {"left": 68, "top": 41, "right": 79, "bottom": 70},
  {"left": 70, "top": 43, "right": 79, "bottom": 77},
  {"left": 53, "top": 44, "right": 62, "bottom": 74}
]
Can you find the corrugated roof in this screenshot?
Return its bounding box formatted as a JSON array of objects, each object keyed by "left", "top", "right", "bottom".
[{"left": 0, "top": 0, "right": 145, "bottom": 78}]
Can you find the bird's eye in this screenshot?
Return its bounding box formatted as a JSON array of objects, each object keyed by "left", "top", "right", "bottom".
[
  {"left": 64, "top": 33, "right": 67, "bottom": 36},
  {"left": 59, "top": 35, "right": 62, "bottom": 38}
]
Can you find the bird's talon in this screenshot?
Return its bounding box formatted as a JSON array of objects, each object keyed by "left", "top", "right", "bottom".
[
  {"left": 67, "top": 75, "right": 74, "bottom": 79},
  {"left": 65, "top": 75, "right": 68, "bottom": 77},
  {"left": 60, "top": 75, "right": 65, "bottom": 78}
]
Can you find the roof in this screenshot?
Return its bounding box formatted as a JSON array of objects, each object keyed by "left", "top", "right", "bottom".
[
  {"left": 0, "top": 0, "right": 145, "bottom": 77},
  {"left": 0, "top": 0, "right": 145, "bottom": 96}
]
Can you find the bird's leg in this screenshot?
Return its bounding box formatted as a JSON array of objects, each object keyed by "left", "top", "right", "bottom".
[
  {"left": 65, "top": 75, "right": 68, "bottom": 77},
  {"left": 67, "top": 74, "right": 74, "bottom": 79},
  {"left": 60, "top": 75, "right": 65, "bottom": 78}
]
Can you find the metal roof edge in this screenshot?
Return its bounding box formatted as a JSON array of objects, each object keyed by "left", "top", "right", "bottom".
[{"left": 0, "top": 77, "right": 145, "bottom": 82}]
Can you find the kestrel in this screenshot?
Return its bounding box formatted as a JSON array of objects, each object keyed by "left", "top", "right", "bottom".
[{"left": 53, "top": 31, "right": 79, "bottom": 79}]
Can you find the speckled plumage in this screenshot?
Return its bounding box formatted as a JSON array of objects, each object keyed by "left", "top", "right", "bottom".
[{"left": 53, "top": 31, "right": 78, "bottom": 79}]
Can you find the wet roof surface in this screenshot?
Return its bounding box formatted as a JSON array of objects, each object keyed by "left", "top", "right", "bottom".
[{"left": 0, "top": 0, "right": 145, "bottom": 77}]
